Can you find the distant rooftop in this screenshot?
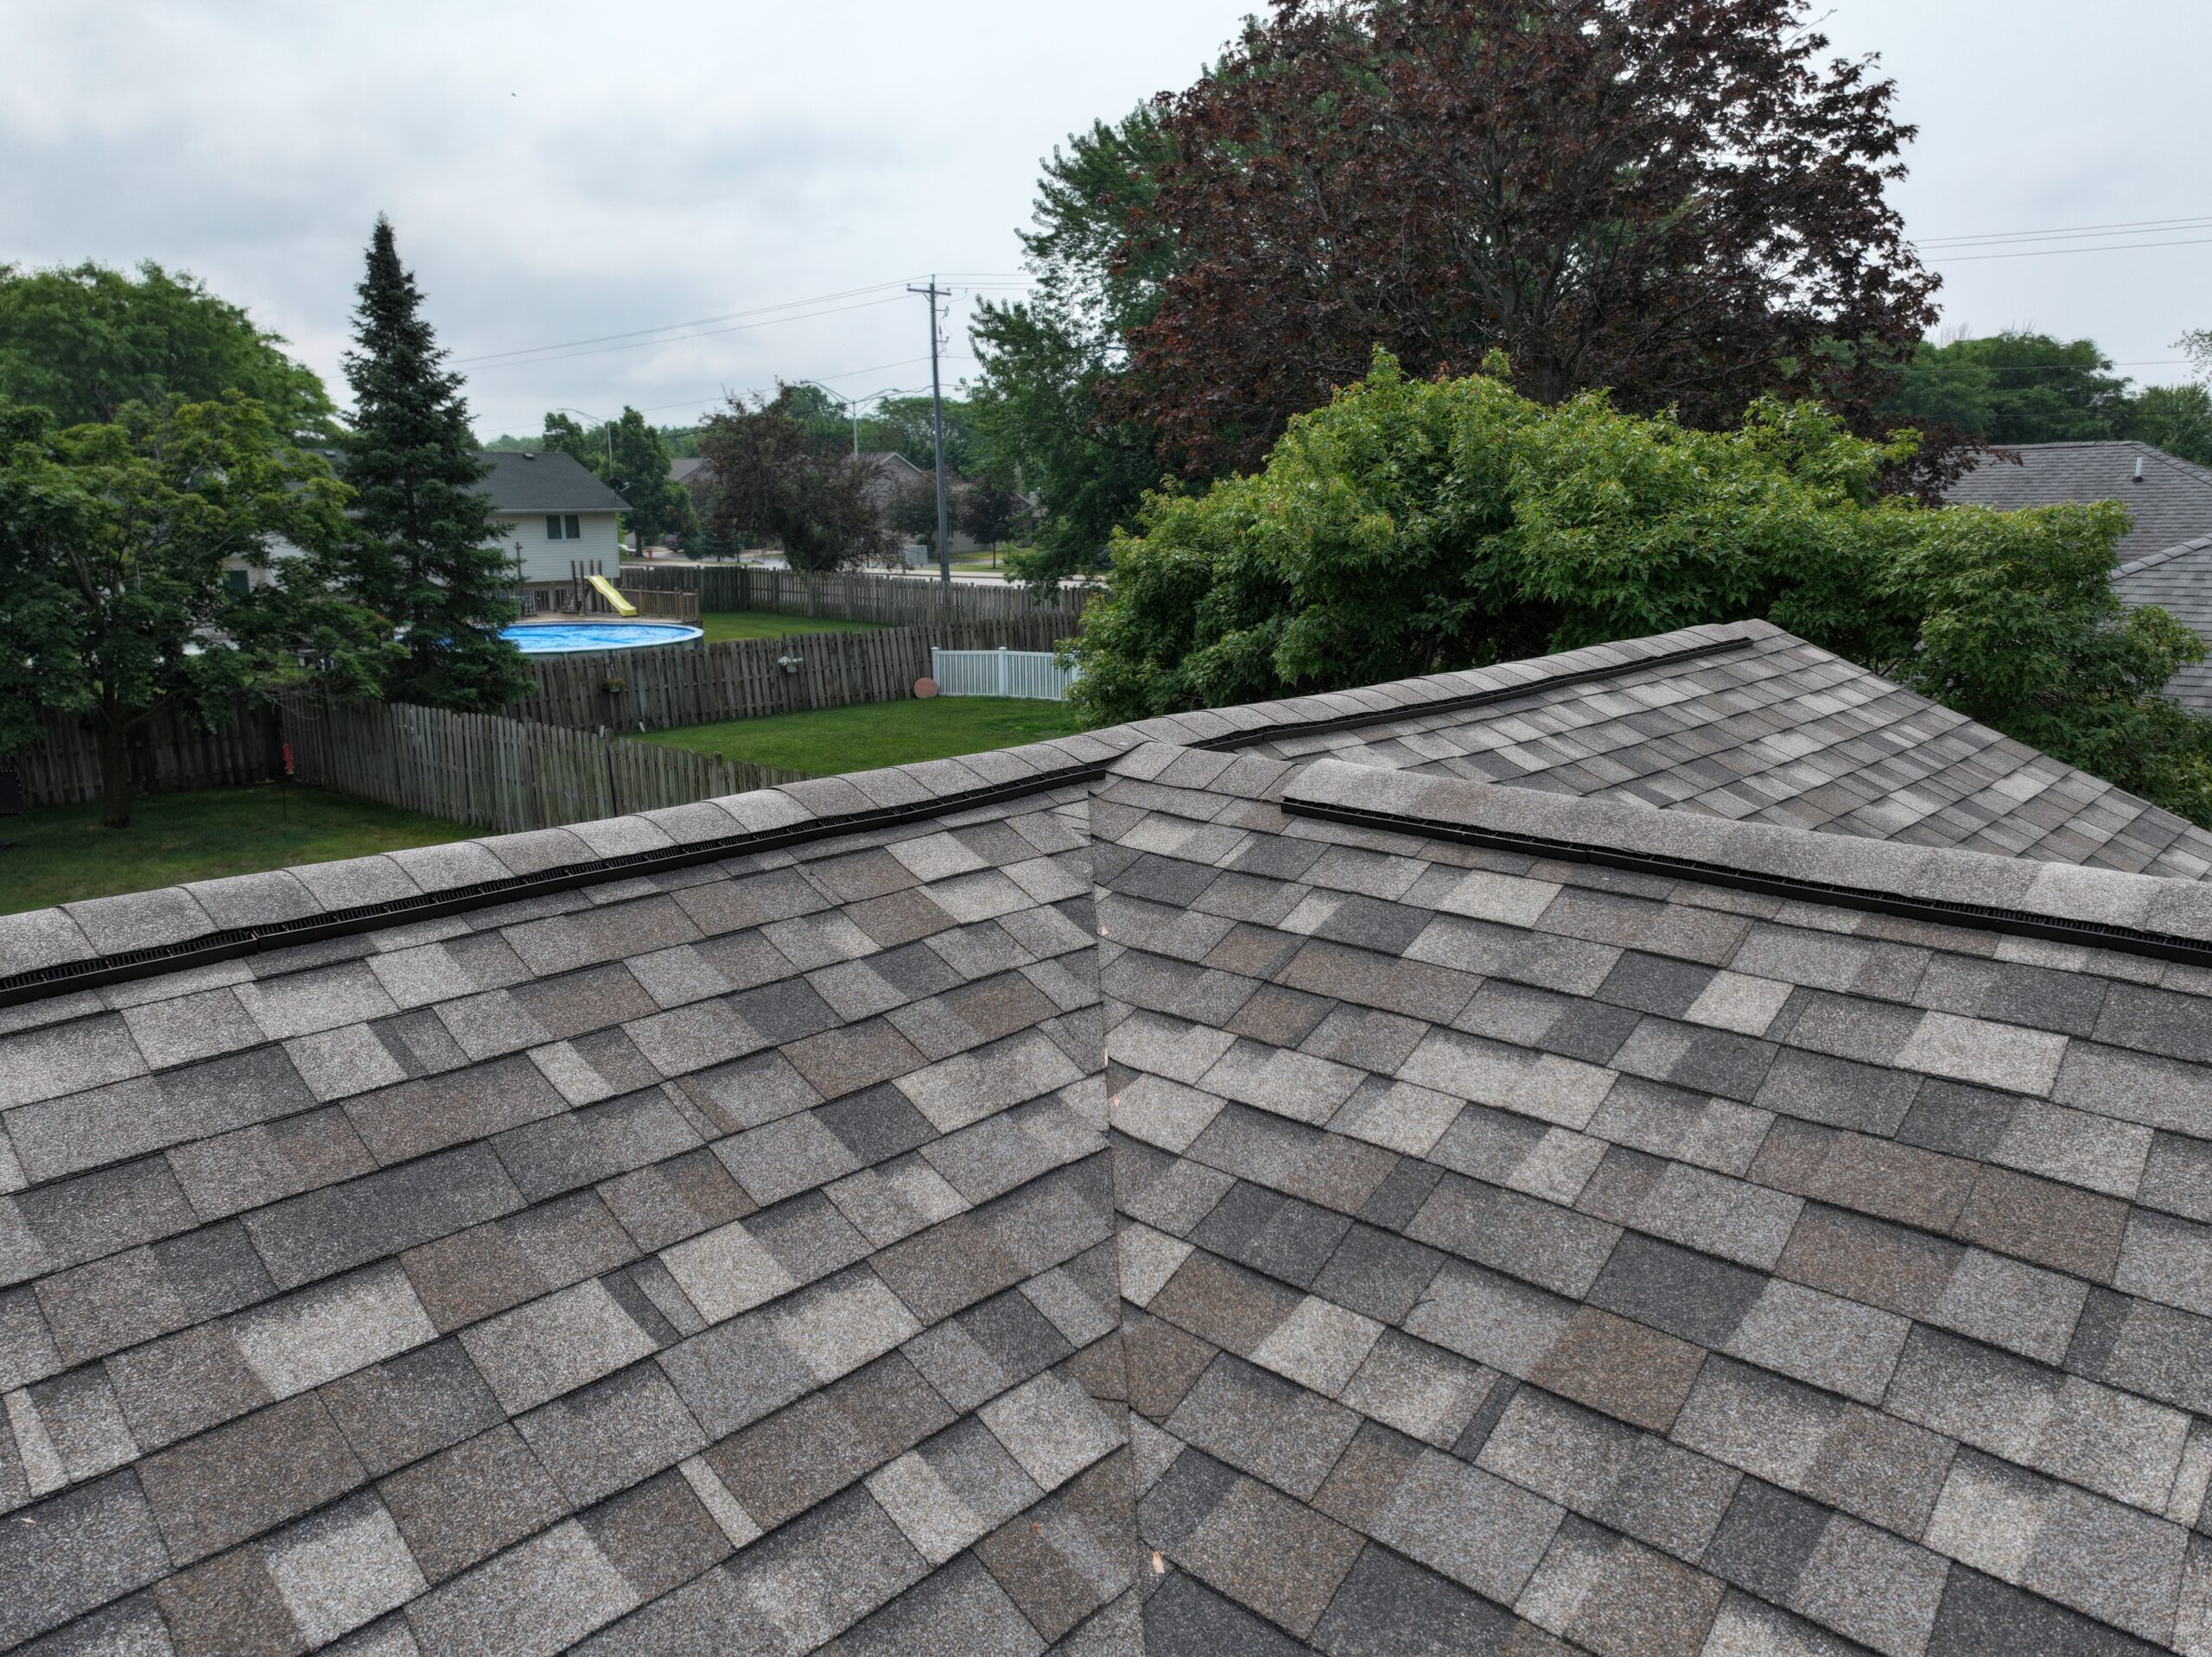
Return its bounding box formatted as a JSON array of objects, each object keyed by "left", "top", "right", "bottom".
[
  {"left": 2115, "top": 533, "right": 2212, "bottom": 713},
  {"left": 475, "top": 448, "right": 630, "bottom": 514},
  {"left": 1944, "top": 439, "right": 2212, "bottom": 561}
]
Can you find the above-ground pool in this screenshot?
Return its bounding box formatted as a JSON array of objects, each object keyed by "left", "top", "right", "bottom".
[{"left": 500, "top": 621, "right": 703, "bottom": 653}]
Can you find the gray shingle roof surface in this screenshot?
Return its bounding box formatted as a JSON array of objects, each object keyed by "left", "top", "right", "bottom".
[
  {"left": 477, "top": 449, "right": 631, "bottom": 514},
  {"left": 1944, "top": 440, "right": 2212, "bottom": 562},
  {"left": 0, "top": 780, "right": 1129, "bottom": 1654},
  {"left": 1236, "top": 621, "right": 2212, "bottom": 880},
  {"left": 2117, "top": 536, "right": 2212, "bottom": 714},
  {"left": 1104, "top": 751, "right": 2212, "bottom": 1656},
  {"left": 7, "top": 622, "right": 2212, "bottom": 1653}
]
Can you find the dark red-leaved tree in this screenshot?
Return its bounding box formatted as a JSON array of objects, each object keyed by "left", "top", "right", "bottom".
[{"left": 1114, "top": 0, "right": 1940, "bottom": 475}]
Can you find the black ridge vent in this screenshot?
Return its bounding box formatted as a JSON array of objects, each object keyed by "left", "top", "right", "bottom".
[
  {"left": 0, "top": 762, "right": 1109, "bottom": 1009},
  {"left": 1287, "top": 796, "right": 2212, "bottom": 971}
]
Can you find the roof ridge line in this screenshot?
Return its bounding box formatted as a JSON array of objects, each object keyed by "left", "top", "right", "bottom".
[
  {"left": 1095, "top": 625, "right": 1768, "bottom": 756},
  {"left": 1285, "top": 759, "right": 2212, "bottom": 966},
  {"left": 0, "top": 757, "right": 1116, "bottom": 1011},
  {"left": 2116, "top": 532, "right": 2212, "bottom": 575}
]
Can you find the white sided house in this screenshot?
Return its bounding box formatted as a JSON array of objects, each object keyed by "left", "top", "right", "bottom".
[
  {"left": 481, "top": 450, "right": 630, "bottom": 603},
  {"left": 227, "top": 449, "right": 629, "bottom": 606}
]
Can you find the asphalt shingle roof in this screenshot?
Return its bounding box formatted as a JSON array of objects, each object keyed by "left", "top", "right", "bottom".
[
  {"left": 1943, "top": 440, "right": 2212, "bottom": 563},
  {"left": 2117, "top": 536, "right": 2212, "bottom": 714},
  {"left": 476, "top": 449, "right": 631, "bottom": 514},
  {"left": 1105, "top": 750, "right": 2212, "bottom": 1655},
  {"left": 5, "top": 620, "right": 2212, "bottom": 1653},
  {"left": 1236, "top": 620, "right": 2212, "bottom": 879}
]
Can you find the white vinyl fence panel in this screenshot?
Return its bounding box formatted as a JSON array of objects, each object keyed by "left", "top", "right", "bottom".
[{"left": 930, "top": 646, "right": 1079, "bottom": 702}]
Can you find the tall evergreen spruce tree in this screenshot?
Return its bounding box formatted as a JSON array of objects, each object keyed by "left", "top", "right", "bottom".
[{"left": 342, "top": 216, "right": 524, "bottom": 709}]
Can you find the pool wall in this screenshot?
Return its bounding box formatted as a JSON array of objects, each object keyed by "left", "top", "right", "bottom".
[{"left": 501, "top": 622, "right": 704, "bottom": 654}]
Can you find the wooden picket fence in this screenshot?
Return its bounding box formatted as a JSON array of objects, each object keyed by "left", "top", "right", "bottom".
[
  {"left": 6, "top": 606, "right": 1078, "bottom": 817},
  {"left": 10, "top": 699, "right": 282, "bottom": 809},
  {"left": 618, "top": 562, "right": 1096, "bottom": 627},
  {"left": 506, "top": 617, "right": 1075, "bottom": 733},
  {"left": 621, "top": 587, "right": 701, "bottom": 623},
  {"left": 279, "top": 698, "right": 809, "bottom": 834}
]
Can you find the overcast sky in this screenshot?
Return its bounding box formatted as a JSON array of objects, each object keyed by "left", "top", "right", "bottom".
[{"left": 5, "top": 1, "right": 2209, "bottom": 440}]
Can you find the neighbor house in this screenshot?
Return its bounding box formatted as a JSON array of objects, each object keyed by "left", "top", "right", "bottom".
[
  {"left": 226, "top": 448, "right": 628, "bottom": 606},
  {"left": 9, "top": 620, "right": 2212, "bottom": 1653},
  {"left": 2114, "top": 535, "right": 2212, "bottom": 712},
  {"left": 1944, "top": 438, "right": 2212, "bottom": 562},
  {"left": 1946, "top": 438, "right": 2212, "bottom": 711},
  {"left": 480, "top": 449, "right": 631, "bottom": 601},
  {"left": 858, "top": 450, "right": 988, "bottom": 557}
]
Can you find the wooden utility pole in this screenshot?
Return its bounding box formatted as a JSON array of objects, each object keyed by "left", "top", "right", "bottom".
[{"left": 907, "top": 277, "right": 952, "bottom": 591}]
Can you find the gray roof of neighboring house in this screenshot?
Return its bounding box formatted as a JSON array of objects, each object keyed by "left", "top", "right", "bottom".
[
  {"left": 6, "top": 620, "right": 2212, "bottom": 1652},
  {"left": 477, "top": 449, "right": 631, "bottom": 514},
  {"left": 666, "top": 451, "right": 922, "bottom": 511},
  {"left": 1944, "top": 439, "right": 2212, "bottom": 561},
  {"left": 859, "top": 450, "right": 925, "bottom": 478},
  {"left": 2116, "top": 535, "right": 2212, "bottom": 714},
  {"left": 857, "top": 450, "right": 926, "bottom": 511}
]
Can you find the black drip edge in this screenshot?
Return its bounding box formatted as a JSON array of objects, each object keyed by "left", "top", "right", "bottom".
[{"left": 1287, "top": 797, "right": 2212, "bottom": 970}]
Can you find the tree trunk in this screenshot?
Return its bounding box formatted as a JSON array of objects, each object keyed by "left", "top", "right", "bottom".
[{"left": 96, "top": 714, "right": 132, "bottom": 830}]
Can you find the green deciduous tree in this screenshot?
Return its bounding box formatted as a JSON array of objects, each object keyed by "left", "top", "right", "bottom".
[
  {"left": 0, "top": 396, "right": 393, "bottom": 828},
  {"left": 0, "top": 261, "right": 336, "bottom": 440},
  {"left": 1883, "top": 330, "right": 2134, "bottom": 445},
  {"left": 603, "top": 407, "right": 694, "bottom": 549},
  {"left": 539, "top": 410, "right": 604, "bottom": 471},
  {"left": 340, "top": 217, "right": 526, "bottom": 711},
  {"left": 1071, "top": 352, "right": 2212, "bottom": 823},
  {"left": 693, "top": 386, "right": 892, "bottom": 573},
  {"left": 2124, "top": 384, "right": 2212, "bottom": 467},
  {"left": 969, "top": 105, "right": 1180, "bottom": 588},
  {"left": 1887, "top": 498, "right": 2212, "bottom": 817},
  {"left": 858, "top": 396, "right": 976, "bottom": 476}
]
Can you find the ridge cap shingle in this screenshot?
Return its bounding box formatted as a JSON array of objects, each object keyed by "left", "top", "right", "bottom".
[{"left": 1285, "top": 758, "right": 2212, "bottom": 945}]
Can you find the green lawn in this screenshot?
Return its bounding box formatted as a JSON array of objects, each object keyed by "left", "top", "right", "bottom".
[
  {"left": 696, "top": 610, "right": 889, "bottom": 643},
  {"left": 643, "top": 696, "right": 1084, "bottom": 775},
  {"left": 0, "top": 784, "right": 468, "bottom": 915}
]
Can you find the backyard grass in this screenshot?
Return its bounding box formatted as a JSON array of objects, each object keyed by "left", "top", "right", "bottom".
[
  {"left": 696, "top": 609, "right": 889, "bottom": 643},
  {"left": 643, "top": 695, "right": 1084, "bottom": 775},
  {"left": 0, "top": 784, "right": 468, "bottom": 915}
]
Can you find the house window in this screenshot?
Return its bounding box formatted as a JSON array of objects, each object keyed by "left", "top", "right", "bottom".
[
  {"left": 224, "top": 568, "right": 251, "bottom": 597},
  {"left": 545, "top": 514, "right": 584, "bottom": 540}
]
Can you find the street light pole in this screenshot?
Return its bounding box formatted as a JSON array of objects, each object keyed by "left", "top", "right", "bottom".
[
  {"left": 553, "top": 406, "right": 623, "bottom": 550},
  {"left": 791, "top": 382, "right": 861, "bottom": 458},
  {"left": 792, "top": 381, "right": 920, "bottom": 462}
]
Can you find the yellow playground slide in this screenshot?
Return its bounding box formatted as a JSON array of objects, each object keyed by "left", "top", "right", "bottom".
[{"left": 586, "top": 574, "right": 637, "bottom": 617}]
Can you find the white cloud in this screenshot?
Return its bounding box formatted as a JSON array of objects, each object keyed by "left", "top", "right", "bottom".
[{"left": 4, "top": 0, "right": 2207, "bottom": 442}]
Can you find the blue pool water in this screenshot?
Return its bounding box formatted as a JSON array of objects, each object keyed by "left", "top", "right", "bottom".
[{"left": 501, "top": 622, "right": 703, "bottom": 653}]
